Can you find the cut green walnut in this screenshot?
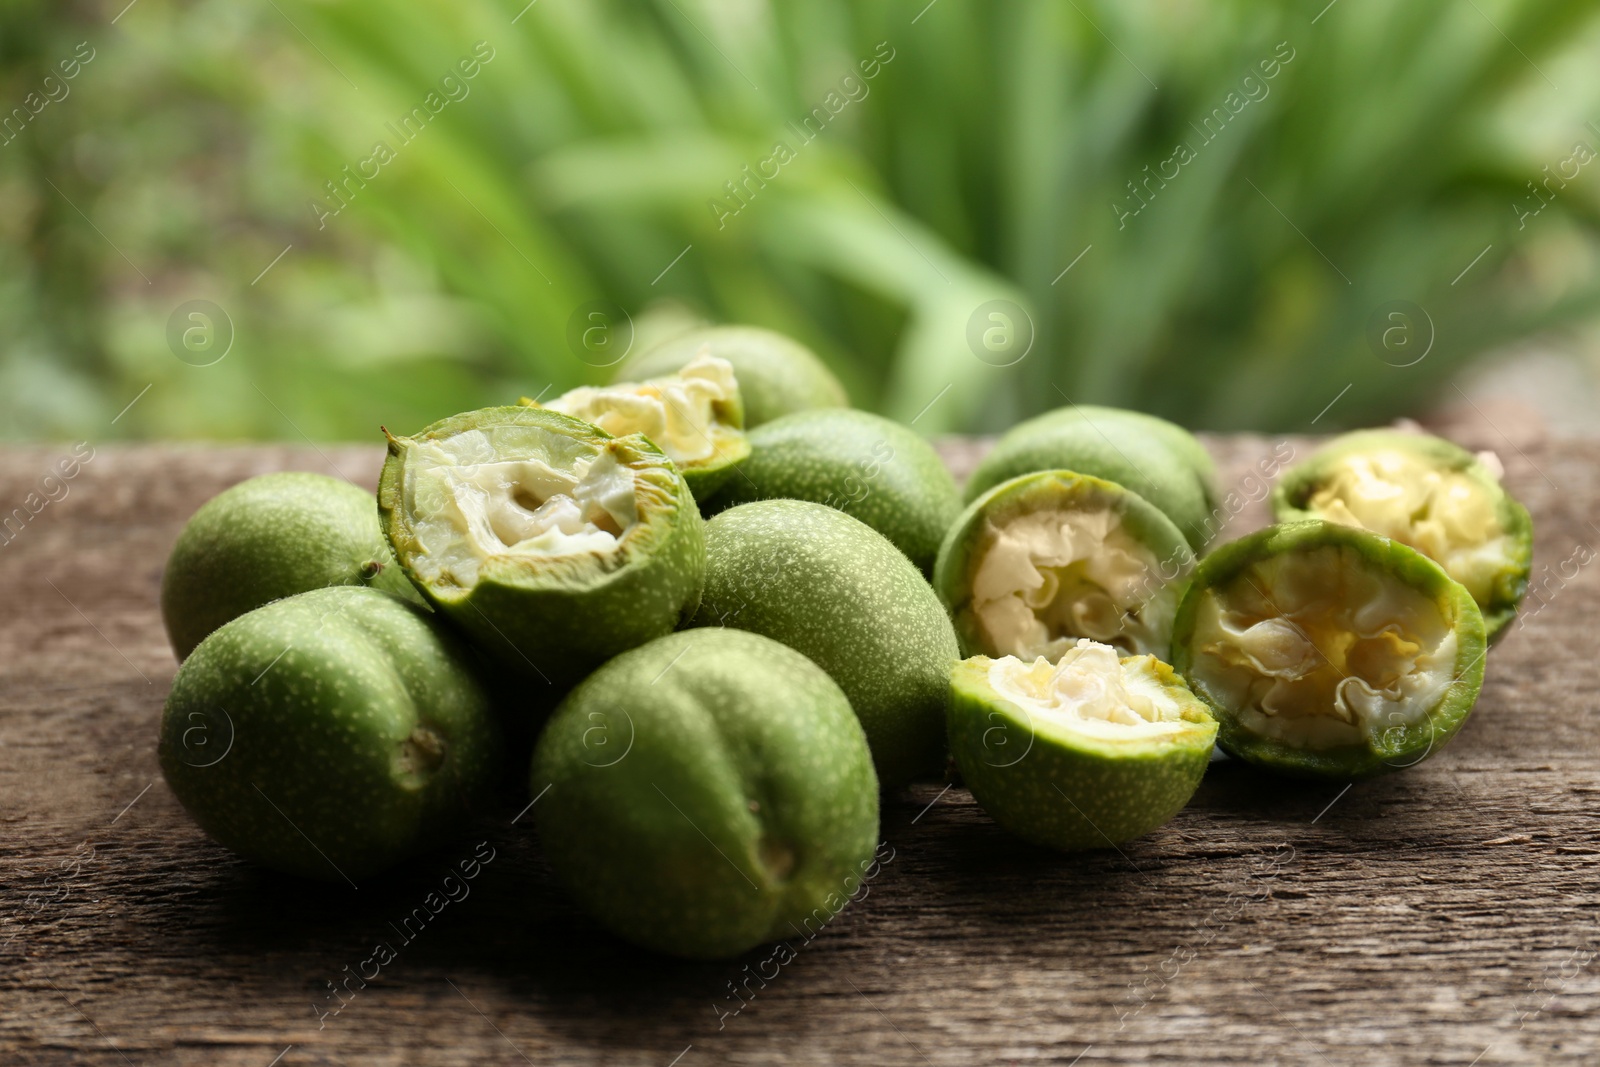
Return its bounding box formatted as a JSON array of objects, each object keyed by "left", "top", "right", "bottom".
[
  {"left": 703, "top": 409, "right": 961, "bottom": 574},
  {"left": 1272, "top": 429, "right": 1532, "bottom": 640},
  {"left": 531, "top": 629, "right": 878, "bottom": 960},
  {"left": 378, "top": 406, "right": 704, "bottom": 689},
  {"left": 689, "top": 500, "right": 960, "bottom": 788},
  {"left": 935, "top": 471, "right": 1196, "bottom": 663},
  {"left": 949, "top": 640, "right": 1217, "bottom": 851},
  {"left": 159, "top": 587, "right": 503, "bottom": 881},
  {"left": 160, "top": 472, "right": 422, "bottom": 661},
  {"left": 529, "top": 353, "right": 751, "bottom": 501},
  {"left": 614, "top": 325, "right": 849, "bottom": 428},
  {"left": 1170, "top": 521, "right": 1487, "bottom": 780},
  {"left": 964, "top": 406, "right": 1220, "bottom": 551}
]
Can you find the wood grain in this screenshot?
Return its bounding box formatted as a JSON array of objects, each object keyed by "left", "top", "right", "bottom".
[{"left": 1, "top": 434, "right": 1597, "bottom": 1066}]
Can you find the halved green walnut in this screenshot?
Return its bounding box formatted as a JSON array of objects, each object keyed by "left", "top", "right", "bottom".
[
  {"left": 529, "top": 353, "right": 751, "bottom": 501},
  {"left": 963, "top": 406, "right": 1219, "bottom": 551},
  {"left": 949, "top": 640, "right": 1217, "bottom": 850},
  {"left": 934, "top": 471, "right": 1196, "bottom": 661},
  {"left": 378, "top": 406, "right": 704, "bottom": 689},
  {"left": 615, "top": 325, "right": 849, "bottom": 428},
  {"left": 1170, "top": 521, "right": 1487, "bottom": 780},
  {"left": 1272, "top": 429, "right": 1531, "bottom": 640}
]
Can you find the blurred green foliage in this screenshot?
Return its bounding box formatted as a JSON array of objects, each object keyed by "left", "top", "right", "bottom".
[{"left": 3, "top": 0, "right": 1599, "bottom": 442}]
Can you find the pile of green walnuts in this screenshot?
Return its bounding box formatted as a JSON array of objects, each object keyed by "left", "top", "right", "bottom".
[{"left": 159, "top": 325, "right": 1530, "bottom": 960}]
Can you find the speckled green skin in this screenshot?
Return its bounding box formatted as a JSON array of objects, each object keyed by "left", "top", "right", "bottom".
[
  {"left": 378, "top": 407, "right": 705, "bottom": 690},
  {"left": 1271, "top": 429, "right": 1532, "bottom": 641},
  {"left": 160, "top": 473, "right": 422, "bottom": 661},
  {"left": 531, "top": 629, "right": 879, "bottom": 959},
  {"left": 704, "top": 409, "right": 961, "bottom": 575},
  {"left": 615, "top": 326, "right": 849, "bottom": 428},
  {"left": 1171, "top": 521, "right": 1488, "bottom": 781},
  {"left": 964, "top": 406, "right": 1218, "bottom": 551},
  {"left": 949, "top": 656, "right": 1216, "bottom": 850},
  {"left": 689, "top": 501, "right": 960, "bottom": 788},
  {"left": 934, "top": 471, "right": 1196, "bottom": 659},
  {"left": 159, "top": 587, "right": 502, "bottom": 881}
]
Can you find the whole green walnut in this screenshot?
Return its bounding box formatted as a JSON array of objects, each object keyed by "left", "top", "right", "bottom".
[
  {"left": 531, "top": 629, "right": 879, "bottom": 959},
  {"left": 160, "top": 472, "right": 420, "bottom": 661},
  {"left": 689, "top": 500, "right": 960, "bottom": 787},
  {"left": 704, "top": 409, "right": 961, "bottom": 575},
  {"left": 159, "top": 587, "right": 503, "bottom": 881}
]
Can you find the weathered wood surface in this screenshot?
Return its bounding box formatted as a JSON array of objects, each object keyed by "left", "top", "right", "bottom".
[{"left": 2, "top": 432, "right": 1597, "bottom": 1067}]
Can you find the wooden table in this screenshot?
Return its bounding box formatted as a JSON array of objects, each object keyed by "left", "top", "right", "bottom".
[{"left": 2, "top": 433, "right": 1596, "bottom": 1066}]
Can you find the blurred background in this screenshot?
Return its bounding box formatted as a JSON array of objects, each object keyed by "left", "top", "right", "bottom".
[{"left": 3, "top": 0, "right": 1600, "bottom": 442}]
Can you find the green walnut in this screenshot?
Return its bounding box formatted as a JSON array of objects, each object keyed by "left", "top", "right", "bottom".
[
  {"left": 531, "top": 629, "right": 879, "bottom": 959},
  {"left": 949, "top": 640, "right": 1217, "bottom": 850},
  {"left": 1170, "top": 521, "right": 1487, "bottom": 780},
  {"left": 160, "top": 472, "right": 421, "bottom": 661},
  {"left": 615, "top": 325, "right": 848, "bottom": 427},
  {"left": 159, "top": 587, "right": 503, "bottom": 881},
  {"left": 530, "top": 352, "right": 751, "bottom": 501},
  {"left": 935, "top": 471, "right": 1196, "bottom": 662},
  {"left": 704, "top": 409, "right": 961, "bottom": 574},
  {"left": 1272, "top": 429, "right": 1532, "bottom": 640},
  {"left": 378, "top": 406, "right": 704, "bottom": 689},
  {"left": 964, "top": 406, "right": 1219, "bottom": 551},
  {"left": 689, "top": 500, "right": 960, "bottom": 788}
]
